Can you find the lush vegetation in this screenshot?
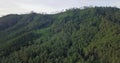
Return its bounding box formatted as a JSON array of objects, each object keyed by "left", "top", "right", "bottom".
[{"left": 0, "top": 7, "right": 120, "bottom": 63}]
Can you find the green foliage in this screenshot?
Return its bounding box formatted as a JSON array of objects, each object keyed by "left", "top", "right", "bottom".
[{"left": 0, "top": 7, "right": 120, "bottom": 63}]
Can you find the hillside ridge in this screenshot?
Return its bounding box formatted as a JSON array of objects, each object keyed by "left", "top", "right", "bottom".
[{"left": 0, "top": 7, "right": 120, "bottom": 63}]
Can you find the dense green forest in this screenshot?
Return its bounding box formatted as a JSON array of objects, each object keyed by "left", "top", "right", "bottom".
[{"left": 0, "top": 7, "right": 120, "bottom": 63}]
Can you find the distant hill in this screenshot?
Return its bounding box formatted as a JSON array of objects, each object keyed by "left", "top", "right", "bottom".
[{"left": 0, "top": 7, "right": 120, "bottom": 63}]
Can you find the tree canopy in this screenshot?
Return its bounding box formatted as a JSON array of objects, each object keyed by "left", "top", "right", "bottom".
[{"left": 0, "top": 7, "right": 120, "bottom": 63}]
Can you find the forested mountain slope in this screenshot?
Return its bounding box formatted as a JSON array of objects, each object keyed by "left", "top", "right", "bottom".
[{"left": 0, "top": 7, "right": 120, "bottom": 63}]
